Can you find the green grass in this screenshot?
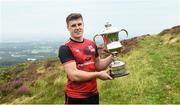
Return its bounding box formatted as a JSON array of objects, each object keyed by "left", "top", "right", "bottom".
[
  {"left": 98, "top": 35, "right": 180, "bottom": 104},
  {"left": 28, "top": 73, "right": 66, "bottom": 104},
  {"left": 19, "top": 62, "right": 66, "bottom": 104},
  {"left": 0, "top": 59, "right": 67, "bottom": 104}
]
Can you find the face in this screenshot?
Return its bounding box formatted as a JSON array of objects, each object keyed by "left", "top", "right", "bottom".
[{"left": 67, "top": 18, "right": 84, "bottom": 39}]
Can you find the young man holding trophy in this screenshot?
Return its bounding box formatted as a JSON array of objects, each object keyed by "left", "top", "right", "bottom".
[{"left": 58, "top": 13, "right": 113, "bottom": 104}]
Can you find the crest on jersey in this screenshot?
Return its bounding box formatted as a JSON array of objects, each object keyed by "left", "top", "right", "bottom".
[
  {"left": 75, "top": 49, "right": 80, "bottom": 52},
  {"left": 88, "top": 45, "right": 95, "bottom": 52}
]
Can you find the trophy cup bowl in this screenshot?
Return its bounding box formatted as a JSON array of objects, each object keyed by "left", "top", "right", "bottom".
[{"left": 93, "top": 22, "right": 129, "bottom": 78}]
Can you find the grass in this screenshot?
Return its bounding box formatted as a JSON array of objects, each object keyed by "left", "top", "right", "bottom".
[
  {"left": 15, "top": 61, "right": 66, "bottom": 104},
  {"left": 0, "top": 59, "right": 67, "bottom": 104},
  {"left": 98, "top": 35, "right": 180, "bottom": 104}
]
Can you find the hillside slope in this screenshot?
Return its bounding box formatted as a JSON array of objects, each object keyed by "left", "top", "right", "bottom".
[
  {"left": 99, "top": 26, "right": 180, "bottom": 104},
  {"left": 0, "top": 25, "right": 180, "bottom": 104}
]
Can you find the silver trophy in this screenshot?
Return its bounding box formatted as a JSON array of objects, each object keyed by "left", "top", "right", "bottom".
[{"left": 93, "top": 22, "right": 129, "bottom": 78}]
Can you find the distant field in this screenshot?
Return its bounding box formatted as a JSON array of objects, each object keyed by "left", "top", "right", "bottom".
[{"left": 0, "top": 41, "right": 61, "bottom": 66}]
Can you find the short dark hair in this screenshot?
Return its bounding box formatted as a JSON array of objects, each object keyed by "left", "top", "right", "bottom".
[{"left": 66, "top": 13, "right": 83, "bottom": 25}]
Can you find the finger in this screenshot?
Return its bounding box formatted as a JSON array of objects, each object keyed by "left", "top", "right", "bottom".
[
  {"left": 106, "top": 68, "right": 112, "bottom": 74},
  {"left": 105, "top": 70, "right": 113, "bottom": 80},
  {"left": 107, "top": 74, "right": 113, "bottom": 80},
  {"left": 106, "top": 68, "right": 111, "bottom": 72},
  {"left": 103, "top": 49, "right": 110, "bottom": 53}
]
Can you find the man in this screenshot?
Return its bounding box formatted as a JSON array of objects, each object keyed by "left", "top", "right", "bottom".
[{"left": 58, "top": 13, "right": 113, "bottom": 104}]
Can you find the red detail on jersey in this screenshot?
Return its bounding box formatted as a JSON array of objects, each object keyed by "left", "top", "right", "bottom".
[{"left": 65, "top": 39, "right": 98, "bottom": 98}]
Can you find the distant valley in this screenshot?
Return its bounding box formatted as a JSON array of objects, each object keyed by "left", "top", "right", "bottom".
[{"left": 0, "top": 41, "right": 62, "bottom": 66}]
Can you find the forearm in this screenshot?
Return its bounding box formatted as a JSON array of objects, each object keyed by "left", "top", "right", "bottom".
[
  {"left": 64, "top": 61, "right": 112, "bottom": 82},
  {"left": 95, "top": 55, "right": 113, "bottom": 71},
  {"left": 69, "top": 69, "right": 100, "bottom": 82}
]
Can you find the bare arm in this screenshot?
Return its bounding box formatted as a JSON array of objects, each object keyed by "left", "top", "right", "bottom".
[
  {"left": 95, "top": 54, "right": 113, "bottom": 71},
  {"left": 63, "top": 61, "right": 112, "bottom": 82}
]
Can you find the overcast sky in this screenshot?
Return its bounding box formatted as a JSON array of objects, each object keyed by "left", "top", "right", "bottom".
[{"left": 0, "top": 0, "right": 180, "bottom": 42}]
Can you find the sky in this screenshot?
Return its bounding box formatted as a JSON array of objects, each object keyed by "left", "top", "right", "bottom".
[{"left": 0, "top": 0, "right": 180, "bottom": 42}]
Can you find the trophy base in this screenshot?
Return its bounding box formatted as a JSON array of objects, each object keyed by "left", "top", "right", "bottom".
[
  {"left": 110, "top": 61, "right": 129, "bottom": 78},
  {"left": 110, "top": 71, "right": 129, "bottom": 78}
]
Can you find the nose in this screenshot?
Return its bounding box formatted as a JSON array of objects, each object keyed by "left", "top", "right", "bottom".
[{"left": 75, "top": 25, "right": 81, "bottom": 29}]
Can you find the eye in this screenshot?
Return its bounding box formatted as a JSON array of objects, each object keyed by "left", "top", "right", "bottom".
[
  {"left": 78, "top": 23, "right": 82, "bottom": 26},
  {"left": 71, "top": 24, "right": 76, "bottom": 27}
]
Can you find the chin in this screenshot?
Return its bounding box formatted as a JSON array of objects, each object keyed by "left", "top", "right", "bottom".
[
  {"left": 74, "top": 36, "right": 82, "bottom": 39},
  {"left": 75, "top": 34, "right": 83, "bottom": 38}
]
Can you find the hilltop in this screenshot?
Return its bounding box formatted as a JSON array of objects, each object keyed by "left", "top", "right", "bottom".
[{"left": 0, "top": 25, "right": 180, "bottom": 104}]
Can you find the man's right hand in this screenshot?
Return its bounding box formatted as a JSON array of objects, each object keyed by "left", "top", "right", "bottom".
[{"left": 97, "top": 69, "right": 113, "bottom": 80}]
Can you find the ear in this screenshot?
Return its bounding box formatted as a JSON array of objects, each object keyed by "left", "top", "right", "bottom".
[{"left": 67, "top": 25, "right": 70, "bottom": 31}]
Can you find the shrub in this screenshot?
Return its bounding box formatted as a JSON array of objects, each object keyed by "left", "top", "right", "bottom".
[
  {"left": 12, "top": 80, "right": 23, "bottom": 89},
  {"left": 16, "top": 85, "right": 31, "bottom": 96},
  {"left": 0, "top": 84, "right": 13, "bottom": 96}
]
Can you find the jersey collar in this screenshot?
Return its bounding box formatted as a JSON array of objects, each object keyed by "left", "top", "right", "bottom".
[{"left": 70, "top": 38, "right": 84, "bottom": 43}]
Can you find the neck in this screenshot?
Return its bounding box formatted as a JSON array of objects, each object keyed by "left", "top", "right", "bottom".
[{"left": 70, "top": 37, "right": 84, "bottom": 42}]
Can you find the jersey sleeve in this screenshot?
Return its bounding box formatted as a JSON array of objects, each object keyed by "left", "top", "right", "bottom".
[{"left": 58, "top": 45, "right": 75, "bottom": 64}]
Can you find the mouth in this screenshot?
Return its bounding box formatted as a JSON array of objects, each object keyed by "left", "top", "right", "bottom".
[{"left": 74, "top": 30, "right": 82, "bottom": 34}]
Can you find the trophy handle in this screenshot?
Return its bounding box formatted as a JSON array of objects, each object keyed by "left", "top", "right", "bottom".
[
  {"left": 119, "top": 29, "right": 128, "bottom": 37},
  {"left": 93, "top": 34, "right": 104, "bottom": 47}
]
